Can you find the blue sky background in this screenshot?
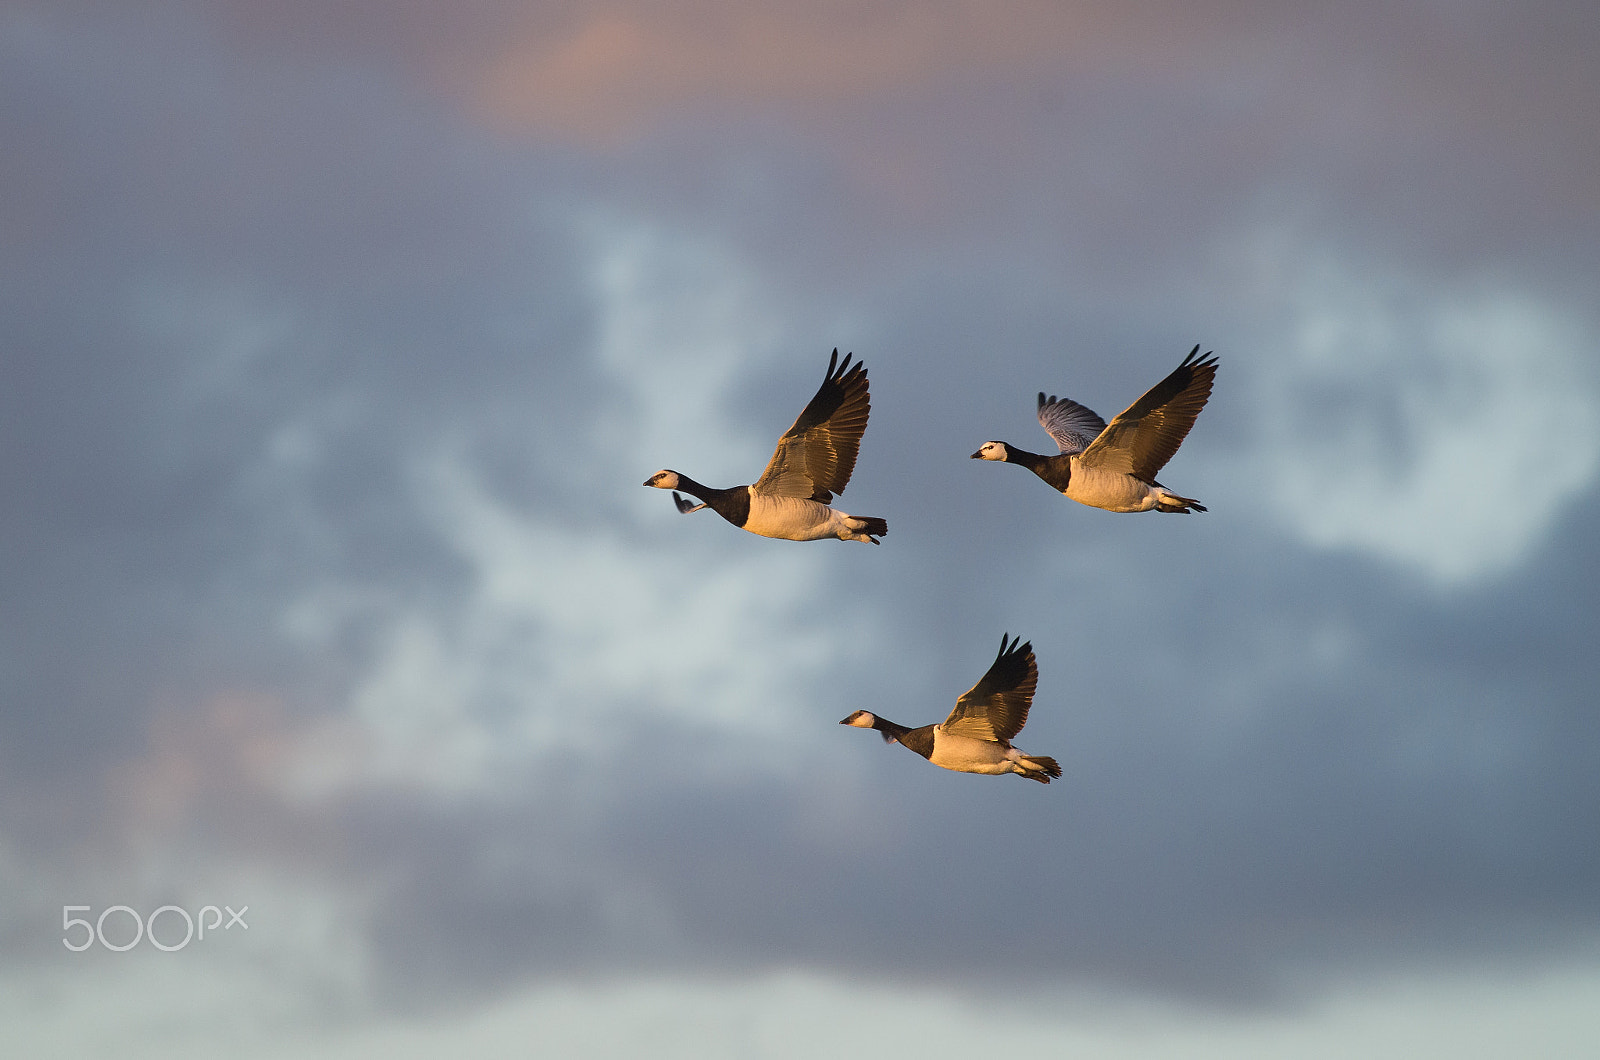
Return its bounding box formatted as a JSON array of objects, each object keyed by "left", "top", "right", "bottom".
[{"left": 2, "top": 2, "right": 1598, "bottom": 1055}]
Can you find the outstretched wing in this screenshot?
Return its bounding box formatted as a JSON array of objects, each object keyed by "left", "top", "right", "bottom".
[
  {"left": 940, "top": 634, "right": 1038, "bottom": 744},
  {"left": 1079, "top": 346, "right": 1217, "bottom": 481},
  {"left": 753, "top": 349, "right": 871, "bottom": 502},
  {"left": 1036, "top": 393, "right": 1107, "bottom": 455}
]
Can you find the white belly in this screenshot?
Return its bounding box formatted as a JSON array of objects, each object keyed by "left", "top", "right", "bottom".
[
  {"left": 743, "top": 492, "right": 846, "bottom": 541},
  {"left": 929, "top": 728, "right": 1015, "bottom": 775},
  {"left": 1063, "top": 461, "right": 1157, "bottom": 512}
]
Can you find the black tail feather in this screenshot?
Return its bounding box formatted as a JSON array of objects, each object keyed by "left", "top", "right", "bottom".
[
  {"left": 858, "top": 516, "right": 888, "bottom": 538},
  {"left": 1017, "top": 755, "right": 1061, "bottom": 783}
]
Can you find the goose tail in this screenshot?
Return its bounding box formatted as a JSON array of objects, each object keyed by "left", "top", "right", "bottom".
[
  {"left": 856, "top": 516, "right": 888, "bottom": 539},
  {"left": 1014, "top": 755, "right": 1061, "bottom": 784},
  {"left": 839, "top": 514, "right": 888, "bottom": 543},
  {"left": 1154, "top": 490, "right": 1205, "bottom": 514}
]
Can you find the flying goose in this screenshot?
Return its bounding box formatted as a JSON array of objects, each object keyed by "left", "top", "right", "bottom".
[
  {"left": 841, "top": 634, "right": 1061, "bottom": 783},
  {"left": 644, "top": 349, "right": 887, "bottom": 543},
  {"left": 972, "top": 346, "right": 1218, "bottom": 513}
]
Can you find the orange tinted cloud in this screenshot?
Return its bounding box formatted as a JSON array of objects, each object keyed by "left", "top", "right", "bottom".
[
  {"left": 476, "top": 2, "right": 1123, "bottom": 140},
  {"left": 116, "top": 697, "right": 286, "bottom": 821},
  {"left": 108, "top": 693, "right": 364, "bottom": 859}
]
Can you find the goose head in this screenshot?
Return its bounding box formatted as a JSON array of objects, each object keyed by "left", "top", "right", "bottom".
[
  {"left": 643, "top": 470, "right": 681, "bottom": 489},
  {"left": 970, "top": 441, "right": 1011, "bottom": 462},
  {"left": 840, "top": 710, "right": 877, "bottom": 728}
]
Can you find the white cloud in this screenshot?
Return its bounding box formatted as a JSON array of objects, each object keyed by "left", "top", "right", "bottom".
[
  {"left": 1233, "top": 247, "right": 1600, "bottom": 585},
  {"left": 276, "top": 218, "right": 877, "bottom": 794},
  {"left": 0, "top": 862, "right": 376, "bottom": 1060},
  {"left": 10, "top": 963, "right": 1600, "bottom": 1060}
]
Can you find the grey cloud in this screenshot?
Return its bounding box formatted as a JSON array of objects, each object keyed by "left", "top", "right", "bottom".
[
  {"left": 2, "top": 1, "right": 1598, "bottom": 1037},
  {"left": 340, "top": 490, "right": 1600, "bottom": 1009},
  {"left": 204, "top": 465, "right": 1595, "bottom": 1009}
]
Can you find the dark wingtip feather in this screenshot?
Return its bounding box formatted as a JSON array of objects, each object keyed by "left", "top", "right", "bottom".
[
  {"left": 1180, "top": 344, "right": 1220, "bottom": 372},
  {"left": 997, "top": 632, "right": 1029, "bottom": 659},
  {"left": 828, "top": 348, "right": 858, "bottom": 382},
  {"left": 1179, "top": 344, "right": 1222, "bottom": 372}
]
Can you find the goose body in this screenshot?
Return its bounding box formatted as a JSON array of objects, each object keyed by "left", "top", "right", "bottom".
[
  {"left": 972, "top": 346, "right": 1218, "bottom": 514},
  {"left": 645, "top": 349, "right": 887, "bottom": 543},
  {"left": 841, "top": 634, "right": 1061, "bottom": 784}
]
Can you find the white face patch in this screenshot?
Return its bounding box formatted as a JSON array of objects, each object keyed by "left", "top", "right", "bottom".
[
  {"left": 973, "top": 442, "right": 1008, "bottom": 461},
  {"left": 842, "top": 711, "right": 876, "bottom": 728},
  {"left": 644, "top": 470, "right": 679, "bottom": 489}
]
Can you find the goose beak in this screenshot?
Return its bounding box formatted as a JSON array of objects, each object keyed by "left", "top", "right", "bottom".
[
  {"left": 969, "top": 449, "right": 982, "bottom": 459},
  {"left": 641, "top": 477, "right": 653, "bottom": 487}
]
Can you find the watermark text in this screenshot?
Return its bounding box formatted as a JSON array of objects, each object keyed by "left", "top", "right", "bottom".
[{"left": 62, "top": 905, "right": 249, "bottom": 952}]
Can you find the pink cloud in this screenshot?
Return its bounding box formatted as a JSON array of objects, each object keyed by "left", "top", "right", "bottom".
[{"left": 472, "top": 2, "right": 1163, "bottom": 141}]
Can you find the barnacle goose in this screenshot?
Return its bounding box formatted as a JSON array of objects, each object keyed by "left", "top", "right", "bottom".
[
  {"left": 644, "top": 349, "right": 887, "bottom": 543},
  {"left": 972, "top": 346, "right": 1217, "bottom": 513},
  {"left": 841, "top": 634, "right": 1061, "bottom": 783}
]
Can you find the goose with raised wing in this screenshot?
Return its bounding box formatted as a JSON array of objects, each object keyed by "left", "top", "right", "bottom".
[
  {"left": 644, "top": 349, "right": 887, "bottom": 543},
  {"left": 972, "top": 346, "right": 1218, "bottom": 513},
  {"left": 841, "top": 634, "right": 1060, "bottom": 783}
]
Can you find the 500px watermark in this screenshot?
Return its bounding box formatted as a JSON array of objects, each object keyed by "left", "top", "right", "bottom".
[{"left": 62, "top": 904, "right": 249, "bottom": 952}]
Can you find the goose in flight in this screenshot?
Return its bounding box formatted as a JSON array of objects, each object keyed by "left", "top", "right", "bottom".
[
  {"left": 841, "top": 634, "right": 1060, "bottom": 783},
  {"left": 644, "top": 349, "right": 887, "bottom": 543},
  {"left": 972, "top": 346, "right": 1218, "bottom": 513}
]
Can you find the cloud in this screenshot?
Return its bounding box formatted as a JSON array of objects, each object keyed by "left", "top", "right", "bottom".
[
  {"left": 8, "top": 930, "right": 1600, "bottom": 1058},
  {"left": 1227, "top": 243, "right": 1600, "bottom": 584},
  {"left": 473, "top": 3, "right": 1120, "bottom": 140},
  {"left": 258, "top": 216, "right": 887, "bottom": 796},
  {"left": 301, "top": 451, "right": 855, "bottom": 792},
  {"left": 4, "top": 3, "right": 1600, "bottom": 1047}
]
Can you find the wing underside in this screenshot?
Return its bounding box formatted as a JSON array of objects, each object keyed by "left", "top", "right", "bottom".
[{"left": 1036, "top": 393, "right": 1108, "bottom": 455}]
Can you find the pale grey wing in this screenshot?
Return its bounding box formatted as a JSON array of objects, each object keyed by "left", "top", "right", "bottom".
[
  {"left": 671, "top": 492, "right": 706, "bottom": 513},
  {"left": 1036, "top": 393, "right": 1107, "bottom": 455},
  {"left": 753, "top": 349, "right": 871, "bottom": 501},
  {"left": 940, "top": 634, "right": 1038, "bottom": 744},
  {"left": 1079, "top": 346, "right": 1218, "bottom": 481}
]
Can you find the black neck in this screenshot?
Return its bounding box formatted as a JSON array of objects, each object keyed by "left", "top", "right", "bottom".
[
  {"left": 1006, "top": 446, "right": 1071, "bottom": 491},
  {"left": 668, "top": 473, "right": 708, "bottom": 496},
  {"left": 874, "top": 717, "right": 934, "bottom": 759},
  {"left": 675, "top": 475, "right": 751, "bottom": 528},
  {"left": 1003, "top": 445, "right": 1048, "bottom": 471}
]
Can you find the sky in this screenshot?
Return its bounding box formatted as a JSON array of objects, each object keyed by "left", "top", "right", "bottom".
[{"left": 2, "top": 1, "right": 1598, "bottom": 1055}]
